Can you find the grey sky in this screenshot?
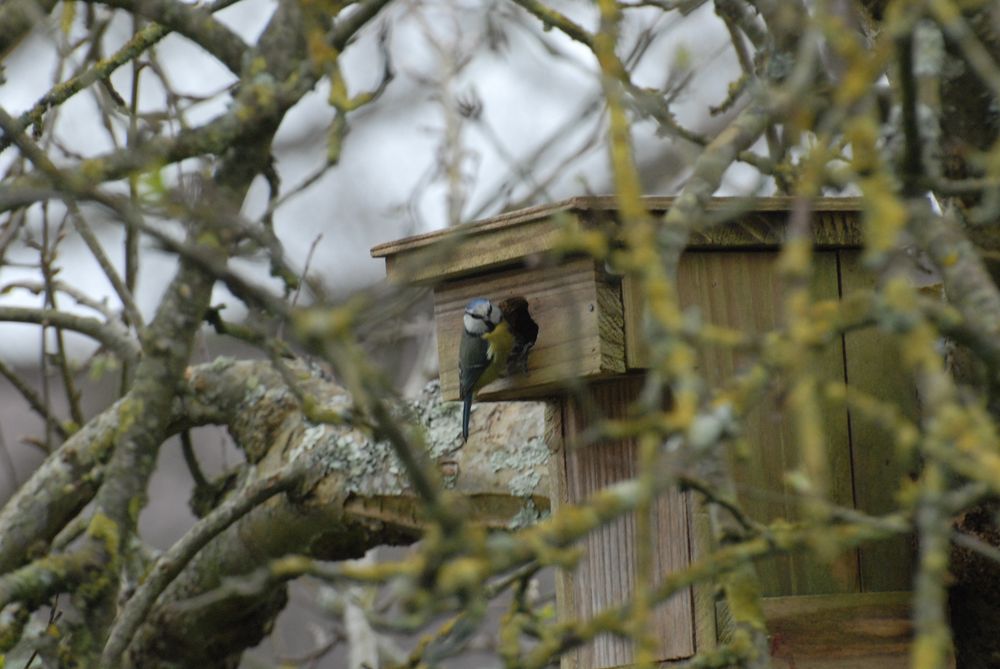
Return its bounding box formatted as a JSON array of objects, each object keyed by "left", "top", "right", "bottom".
[{"left": 0, "top": 0, "right": 747, "bottom": 361}]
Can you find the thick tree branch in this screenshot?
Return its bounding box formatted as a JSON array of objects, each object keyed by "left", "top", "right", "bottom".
[
  {"left": 127, "top": 362, "right": 552, "bottom": 667},
  {"left": 103, "top": 459, "right": 310, "bottom": 665},
  {"left": 909, "top": 203, "right": 1000, "bottom": 371},
  {"left": 0, "top": 401, "right": 122, "bottom": 573},
  {"left": 0, "top": 543, "right": 103, "bottom": 611},
  {"left": 88, "top": 0, "right": 247, "bottom": 74},
  {"left": 0, "top": 355, "right": 528, "bottom": 656}
]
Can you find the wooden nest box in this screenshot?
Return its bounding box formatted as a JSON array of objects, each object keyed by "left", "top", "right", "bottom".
[{"left": 372, "top": 197, "right": 921, "bottom": 669}]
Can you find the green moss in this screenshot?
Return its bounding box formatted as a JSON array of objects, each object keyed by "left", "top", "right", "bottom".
[
  {"left": 723, "top": 567, "right": 766, "bottom": 631},
  {"left": 438, "top": 557, "right": 486, "bottom": 595},
  {"left": 271, "top": 554, "right": 313, "bottom": 578},
  {"left": 910, "top": 628, "right": 953, "bottom": 669},
  {"left": 247, "top": 55, "right": 268, "bottom": 76},
  {"left": 78, "top": 158, "right": 105, "bottom": 182},
  {"left": 77, "top": 514, "right": 120, "bottom": 603},
  {"left": 0, "top": 604, "right": 27, "bottom": 652},
  {"left": 127, "top": 496, "right": 144, "bottom": 527},
  {"left": 86, "top": 513, "right": 120, "bottom": 561},
  {"left": 194, "top": 229, "right": 223, "bottom": 248},
  {"left": 207, "top": 355, "right": 237, "bottom": 372},
  {"left": 116, "top": 397, "right": 142, "bottom": 436}
]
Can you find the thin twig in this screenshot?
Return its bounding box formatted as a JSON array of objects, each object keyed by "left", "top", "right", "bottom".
[{"left": 0, "top": 357, "right": 69, "bottom": 441}]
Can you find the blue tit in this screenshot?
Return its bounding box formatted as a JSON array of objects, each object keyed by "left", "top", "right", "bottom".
[{"left": 459, "top": 297, "right": 514, "bottom": 441}]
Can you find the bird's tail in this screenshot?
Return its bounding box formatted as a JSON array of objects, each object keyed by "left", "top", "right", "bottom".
[{"left": 462, "top": 395, "right": 472, "bottom": 442}]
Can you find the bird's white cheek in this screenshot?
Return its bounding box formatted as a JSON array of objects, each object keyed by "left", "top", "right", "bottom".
[{"left": 464, "top": 314, "right": 488, "bottom": 335}]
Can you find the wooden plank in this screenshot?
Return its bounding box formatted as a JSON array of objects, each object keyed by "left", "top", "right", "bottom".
[
  {"left": 675, "top": 252, "right": 858, "bottom": 596},
  {"left": 549, "top": 401, "right": 578, "bottom": 669},
  {"left": 621, "top": 273, "right": 647, "bottom": 370},
  {"left": 755, "top": 591, "right": 945, "bottom": 668},
  {"left": 371, "top": 199, "right": 583, "bottom": 258},
  {"left": 559, "top": 377, "right": 694, "bottom": 669},
  {"left": 596, "top": 272, "right": 626, "bottom": 378},
  {"left": 381, "top": 215, "right": 576, "bottom": 284},
  {"left": 838, "top": 251, "right": 918, "bottom": 592},
  {"left": 569, "top": 195, "right": 862, "bottom": 214},
  {"left": 689, "top": 504, "right": 718, "bottom": 653},
  {"left": 372, "top": 198, "right": 862, "bottom": 283},
  {"left": 683, "top": 209, "right": 861, "bottom": 250},
  {"left": 371, "top": 198, "right": 863, "bottom": 257},
  {"left": 433, "top": 259, "right": 625, "bottom": 402},
  {"left": 622, "top": 213, "right": 862, "bottom": 371}
]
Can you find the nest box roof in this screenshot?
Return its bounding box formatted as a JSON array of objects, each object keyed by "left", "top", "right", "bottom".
[{"left": 371, "top": 195, "right": 862, "bottom": 284}]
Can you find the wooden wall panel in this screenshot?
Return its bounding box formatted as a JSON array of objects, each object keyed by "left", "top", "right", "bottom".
[
  {"left": 557, "top": 377, "right": 694, "bottom": 669},
  {"left": 838, "top": 251, "right": 918, "bottom": 591},
  {"left": 758, "top": 592, "right": 919, "bottom": 669},
  {"left": 675, "top": 252, "right": 858, "bottom": 596}
]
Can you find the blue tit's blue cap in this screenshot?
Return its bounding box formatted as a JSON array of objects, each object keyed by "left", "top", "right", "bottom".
[{"left": 464, "top": 298, "right": 491, "bottom": 313}]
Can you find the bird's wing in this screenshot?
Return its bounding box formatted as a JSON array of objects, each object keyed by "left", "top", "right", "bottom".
[{"left": 459, "top": 333, "right": 490, "bottom": 399}]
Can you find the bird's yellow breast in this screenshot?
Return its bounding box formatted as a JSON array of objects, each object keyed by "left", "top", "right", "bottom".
[{"left": 475, "top": 321, "right": 514, "bottom": 391}]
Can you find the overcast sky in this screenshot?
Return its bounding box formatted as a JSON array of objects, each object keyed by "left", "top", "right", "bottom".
[{"left": 0, "top": 0, "right": 754, "bottom": 361}]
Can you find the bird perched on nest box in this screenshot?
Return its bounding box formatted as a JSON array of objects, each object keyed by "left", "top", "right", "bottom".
[{"left": 459, "top": 298, "right": 513, "bottom": 441}]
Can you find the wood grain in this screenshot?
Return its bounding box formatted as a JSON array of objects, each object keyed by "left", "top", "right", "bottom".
[
  {"left": 755, "top": 591, "right": 953, "bottom": 668},
  {"left": 621, "top": 272, "right": 648, "bottom": 370},
  {"left": 557, "top": 377, "right": 694, "bottom": 669},
  {"left": 675, "top": 251, "right": 858, "bottom": 596},
  {"left": 689, "top": 506, "right": 718, "bottom": 653},
  {"left": 434, "top": 258, "right": 625, "bottom": 402},
  {"left": 372, "top": 198, "right": 862, "bottom": 284},
  {"left": 839, "top": 251, "right": 918, "bottom": 592},
  {"left": 549, "top": 398, "right": 578, "bottom": 669},
  {"left": 380, "top": 214, "right": 575, "bottom": 284},
  {"left": 683, "top": 209, "right": 861, "bottom": 249}
]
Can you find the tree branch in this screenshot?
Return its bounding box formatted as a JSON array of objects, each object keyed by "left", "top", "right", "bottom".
[
  {"left": 0, "top": 306, "right": 139, "bottom": 362},
  {"left": 87, "top": 0, "right": 247, "bottom": 74},
  {"left": 103, "top": 460, "right": 310, "bottom": 666}
]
